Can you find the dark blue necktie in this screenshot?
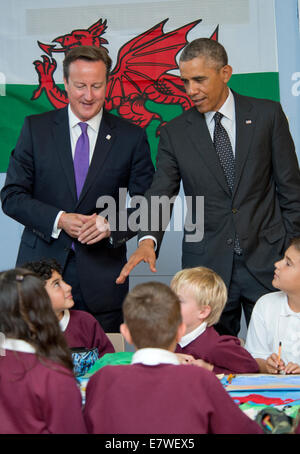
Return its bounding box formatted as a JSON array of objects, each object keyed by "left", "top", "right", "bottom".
[
  {"left": 213, "top": 112, "right": 235, "bottom": 192},
  {"left": 213, "top": 112, "right": 242, "bottom": 255}
]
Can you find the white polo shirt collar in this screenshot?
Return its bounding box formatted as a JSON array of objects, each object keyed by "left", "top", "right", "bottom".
[
  {"left": 178, "top": 322, "right": 207, "bottom": 348},
  {"left": 131, "top": 348, "right": 179, "bottom": 366},
  {"left": 2, "top": 338, "right": 36, "bottom": 354},
  {"left": 59, "top": 309, "right": 71, "bottom": 332}
]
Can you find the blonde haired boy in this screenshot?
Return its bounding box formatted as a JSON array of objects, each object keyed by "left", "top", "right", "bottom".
[
  {"left": 171, "top": 267, "right": 258, "bottom": 374},
  {"left": 83, "top": 281, "right": 262, "bottom": 434}
]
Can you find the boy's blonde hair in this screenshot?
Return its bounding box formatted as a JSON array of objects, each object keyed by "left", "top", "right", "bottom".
[
  {"left": 122, "top": 281, "right": 182, "bottom": 350},
  {"left": 170, "top": 267, "right": 227, "bottom": 326}
]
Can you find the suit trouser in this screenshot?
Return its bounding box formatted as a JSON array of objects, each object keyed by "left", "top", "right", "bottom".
[
  {"left": 214, "top": 254, "right": 271, "bottom": 337},
  {"left": 62, "top": 250, "right": 123, "bottom": 333}
]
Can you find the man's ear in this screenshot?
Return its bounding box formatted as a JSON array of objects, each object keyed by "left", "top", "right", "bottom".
[
  {"left": 120, "top": 323, "right": 133, "bottom": 345},
  {"left": 221, "top": 64, "right": 232, "bottom": 84},
  {"left": 63, "top": 77, "right": 69, "bottom": 93}
]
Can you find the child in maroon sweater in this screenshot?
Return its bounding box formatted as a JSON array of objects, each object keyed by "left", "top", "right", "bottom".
[
  {"left": 83, "top": 281, "right": 262, "bottom": 434},
  {"left": 171, "top": 266, "right": 258, "bottom": 374},
  {"left": 23, "top": 259, "right": 114, "bottom": 357},
  {"left": 0, "top": 268, "right": 86, "bottom": 434}
]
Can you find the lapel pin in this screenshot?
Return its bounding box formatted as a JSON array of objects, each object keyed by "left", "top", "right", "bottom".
[
  {"left": 245, "top": 120, "right": 252, "bottom": 124},
  {"left": 106, "top": 134, "right": 111, "bottom": 140}
]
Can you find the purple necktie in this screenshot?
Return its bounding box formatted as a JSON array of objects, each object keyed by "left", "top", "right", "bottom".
[{"left": 73, "top": 122, "right": 90, "bottom": 198}]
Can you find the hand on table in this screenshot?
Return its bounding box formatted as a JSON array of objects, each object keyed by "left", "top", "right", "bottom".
[
  {"left": 283, "top": 362, "right": 300, "bottom": 374},
  {"left": 175, "top": 353, "right": 195, "bottom": 364},
  {"left": 266, "top": 353, "right": 285, "bottom": 374},
  {"left": 190, "top": 358, "right": 214, "bottom": 372}
]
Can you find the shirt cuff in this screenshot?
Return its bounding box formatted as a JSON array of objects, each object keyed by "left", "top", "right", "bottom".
[
  {"left": 52, "top": 211, "right": 65, "bottom": 239},
  {"left": 138, "top": 235, "right": 157, "bottom": 251}
]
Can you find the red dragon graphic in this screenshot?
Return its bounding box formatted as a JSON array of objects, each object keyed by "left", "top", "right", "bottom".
[{"left": 32, "top": 18, "right": 218, "bottom": 132}]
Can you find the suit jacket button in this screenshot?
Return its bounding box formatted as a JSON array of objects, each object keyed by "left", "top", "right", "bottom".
[
  {"left": 232, "top": 208, "right": 238, "bottom": 214},
  {"left": 227, "top": 238, "right": 233, "bottom": 245}
]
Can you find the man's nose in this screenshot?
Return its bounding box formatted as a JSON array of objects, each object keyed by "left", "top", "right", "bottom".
[
  {"left": 84, "top": 86, "right": 93, "bottom": 100},
  {"left": 187, "top": 81, "right": 199, "bottom": 96}
]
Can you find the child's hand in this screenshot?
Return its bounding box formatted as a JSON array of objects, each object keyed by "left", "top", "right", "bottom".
[
  {"left": 283, "top": 362, "right": 300, "bottom": 374},
  {"left": 190, "top": 358, "right": 214, "bottom": 371},
  {"left": 266, "top": 353, "right": 285, "bottom": 374},
  {"left": 175, "top": 353, "right": 195, "bottom": 364}
]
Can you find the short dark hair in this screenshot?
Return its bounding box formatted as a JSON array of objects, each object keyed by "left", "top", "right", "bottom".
[
  {"left": 290, "top": 236, "right": 300, "bottom": 252},
  {"left": 122, "top": 281, "right": 182, "bottom": 350},
  {"left": 22, "top": 258, "right": 62, "bottom": 283},
  {"left": 63, "top": 45, "right": 112, "bottom": 82},
  {"left": 180, "top": 38, "right": 228, "bottom": 69}
]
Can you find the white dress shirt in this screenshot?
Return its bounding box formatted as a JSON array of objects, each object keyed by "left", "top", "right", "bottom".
[
  {"left": 51, "top": 106, "right": 103, "bottom": 238},
  {"left": 245, "top": 291, "right": 300, "bottom": 364},
  {"left": 204, "top": 88, "right": 236, "bottom": 155}
]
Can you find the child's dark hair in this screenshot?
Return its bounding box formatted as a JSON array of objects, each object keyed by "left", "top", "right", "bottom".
[
  {"left": 22, "top": 258, "right": 62, "bottom": 282},
  {"left": 0, "top": 268, "right": 73, "bottom": 372},
  {"left": 290, "top": 236, "right": 300, "bottom": 252}
]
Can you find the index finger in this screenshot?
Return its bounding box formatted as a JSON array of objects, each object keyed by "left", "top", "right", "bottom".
[
  {"left": 116, "top": 257, "right": 143, "bottom": 284},
  {"left": 116, "top": 252, "right": 157, "bottom": 284}
]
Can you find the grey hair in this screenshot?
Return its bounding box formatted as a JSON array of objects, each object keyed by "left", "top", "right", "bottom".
[{"left": 179, "top": 38, "right": 228, "bottom": 69}]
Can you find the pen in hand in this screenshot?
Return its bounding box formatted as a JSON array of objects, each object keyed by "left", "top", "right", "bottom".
[
  {"left": 277, "top": 341, "right": 282, "bottom": 364},
  {"left": 277, "top": 341, "right": 285, "bottom": 374}
]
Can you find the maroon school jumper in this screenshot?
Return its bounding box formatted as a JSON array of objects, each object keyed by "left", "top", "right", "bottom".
[
  {"left": 83, "top": 363, "right": 263, "bottom": 434},
  {"left": 63, "top": 310, "right": 115, "bottom": 357},
  {"left": 175, "top": 326, "right": 259, "bottom": 374},
  {"left": 0, "top": 350, "right": 87, "bottom": 434}
]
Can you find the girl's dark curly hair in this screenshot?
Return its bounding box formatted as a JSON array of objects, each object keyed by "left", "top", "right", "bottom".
[{"left": 0, "top": 267, "right": 73, "bottom": 372}]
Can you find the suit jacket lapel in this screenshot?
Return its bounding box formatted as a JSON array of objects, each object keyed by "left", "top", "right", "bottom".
[
  {"left": 76, "top": 109, "right": 115, "bottom": 206},
  {"left": 52, "top": 107, "right": 77, "bottom": 203},
  {"left": 186, "top": 108, "right": 232, "bottom": 196},
  {"left": 232, "top": 91, "right": 257, "bottom": 198}
]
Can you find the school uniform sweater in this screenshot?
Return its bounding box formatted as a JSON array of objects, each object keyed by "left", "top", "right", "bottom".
[
  {"left": 83, "top": 348, "right": 262, "bottom": 434},
  {"left": 60, "top": 309, "right": 115, "bottom": 357},
  {"left": 175, "top": 324, "right": 259, "bottom": 374},
  {"left": 0, "top": 340, "right": 87, "bottom": 434}
]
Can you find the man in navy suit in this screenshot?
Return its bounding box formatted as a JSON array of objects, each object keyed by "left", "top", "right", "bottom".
[
  {"left": 1, "top": 46, "right": 154, "bottom": 332},
  {"left": 117, "top": 38, "right": 300, "bottom": 337}
]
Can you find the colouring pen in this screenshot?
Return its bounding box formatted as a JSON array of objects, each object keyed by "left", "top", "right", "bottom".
[
  {"left": 227, "top": 374, "right": 235, "bottom": 384},
  {"left": 263, "top": 415, "right": 274, "bottom": 432},
  {"left": 277, "top": 341, "right": 282, "bottom": 366}
]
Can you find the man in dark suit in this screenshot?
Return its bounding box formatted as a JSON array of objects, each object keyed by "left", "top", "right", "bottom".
[
  {"left": 1, "top": 46, "right": 154, "bottom": 332},
  {"left": 116, "top": 38, "right": 300, "bottom": 337}
]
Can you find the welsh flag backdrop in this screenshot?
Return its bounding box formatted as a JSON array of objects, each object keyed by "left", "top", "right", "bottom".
[{"left": 0, "top": 0, "right": 280, "bottom": 173}]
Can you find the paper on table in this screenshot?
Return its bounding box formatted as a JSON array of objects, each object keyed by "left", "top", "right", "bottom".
[{"left": 224, "top": 374, "right": 300, "bottom": 391}]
